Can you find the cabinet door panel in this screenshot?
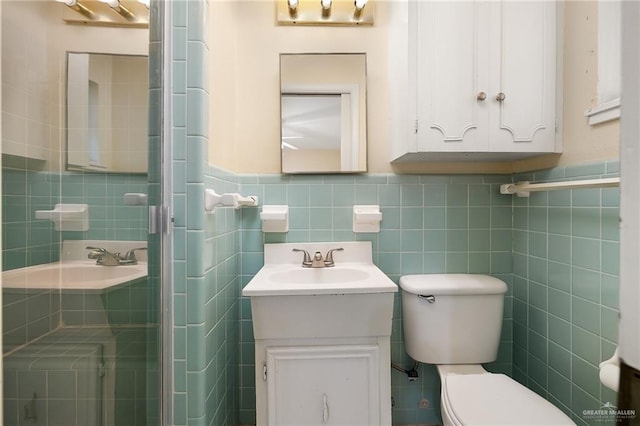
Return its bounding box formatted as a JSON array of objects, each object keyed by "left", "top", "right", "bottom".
[
  {"left": 492, "top": 1, "right": 557, "bottom": 151},
  {"left": 266, "top": 345, "right": 379, "bottom": 426},
  {"left": 417, "top": 1, "right": 490, "bottom": 152}
]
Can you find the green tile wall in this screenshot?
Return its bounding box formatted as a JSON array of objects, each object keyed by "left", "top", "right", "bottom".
[
  {"left": 172, "top": 165, "right": 241, "bottom": 426},
  {"left": 2, "top": 169, "right": 60, "bottom": 269},
  {"left": 1, "top": 169, "right": 149, "bottom": 357},
  {"left": 512, "top": 160, "right": 620, "bottom": 425},
  {"left": 237, "top": 173, "right": 514, "bottom": 425},
  {"left": 170, "top": 0, "right": 240, "bottom": 423},
  {"left": 1, "top": 169, "right": 148, "bottom": 271}
]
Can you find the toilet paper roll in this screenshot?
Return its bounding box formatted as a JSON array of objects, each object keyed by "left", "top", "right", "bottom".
[{"left": 599, "top": 364, "right": 620, "bottom": 392}]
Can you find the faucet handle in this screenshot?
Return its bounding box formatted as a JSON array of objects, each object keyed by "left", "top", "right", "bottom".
[
  {"left": 124, "top": 247, "right": 147, "bottom": 262},
  {"left": 292, "top": 248, "right": 312, "bottom": 267},
  {"left": 86, "top": 246, "right": 106, "bottom": 260},
  {"left": 324, "top": 248, "right": 344, "bottom": 267},
  {"left": 86, "top": 246, "right": 105, "bottom": 252}
]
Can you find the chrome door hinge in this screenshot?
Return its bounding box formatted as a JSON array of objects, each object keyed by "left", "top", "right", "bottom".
[
  {"left": 414, "top": 119, "right": 419, "bottom": 134},
  {"left": 263, "top": 363, "right": 267, "bottom": 381},
  {"left": 149, "top": 205, "right": 172, "bottom": 235}
]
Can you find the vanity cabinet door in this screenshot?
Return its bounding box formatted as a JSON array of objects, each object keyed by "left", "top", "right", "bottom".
[
  {"left": 266, "top": 345, "right": 379, "bottom": 426},
  {"left": 389, "top": 0, "right": 560, "bottom": 162}
]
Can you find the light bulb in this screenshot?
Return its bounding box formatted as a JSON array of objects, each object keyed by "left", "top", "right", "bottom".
[
  {"left": 321, "top": 0, "right": 331, "bottom": 17},
  {"left": 56, "top": 0, "right": 78, "bottom": 6},
  {"left": 353, "top": 0, "right": 367, "bottom": 18},
  {"left": 99, "top": 0, "right": 120, "bottom": 9},
  {"left": 287, "top": 0, "right": 298, "bottom": 16}
]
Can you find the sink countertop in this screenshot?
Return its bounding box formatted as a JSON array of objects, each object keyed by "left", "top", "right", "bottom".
[{"left": 2, "top": 260, "right": 147, "bottom": 291}]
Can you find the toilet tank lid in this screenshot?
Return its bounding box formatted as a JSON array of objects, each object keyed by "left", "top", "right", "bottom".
[{"left": 399, "top": 274, "right": 507, "bottom": 296}]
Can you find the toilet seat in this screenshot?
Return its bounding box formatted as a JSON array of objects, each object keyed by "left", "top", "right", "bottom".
[{"left": 441, "top": 373, "right": 575, "bottom": 425}]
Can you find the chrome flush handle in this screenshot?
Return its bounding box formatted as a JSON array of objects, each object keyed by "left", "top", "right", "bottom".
[{"left": 418, "top": 294, "right": 436, "bottom": 303}]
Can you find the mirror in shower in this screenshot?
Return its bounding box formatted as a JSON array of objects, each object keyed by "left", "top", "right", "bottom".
[{"left": 280, "top": 53, "right": 368, "bottom": 174}]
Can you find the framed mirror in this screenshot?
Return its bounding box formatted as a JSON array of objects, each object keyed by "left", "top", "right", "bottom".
[
  {"left": 66, "top": 52, "right": 148, "bottom": 174},
  {"left": 280, "top": 53, "right": 367, "bottom": 174}
]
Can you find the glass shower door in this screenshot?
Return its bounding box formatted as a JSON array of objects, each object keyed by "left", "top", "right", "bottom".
[{"left": 0, "top": 0, "right": 164, "bottom": 424}]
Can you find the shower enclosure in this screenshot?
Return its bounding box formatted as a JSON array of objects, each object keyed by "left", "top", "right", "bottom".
[{"left": 0, "top": 0, "right": 166, "bottom": 424}]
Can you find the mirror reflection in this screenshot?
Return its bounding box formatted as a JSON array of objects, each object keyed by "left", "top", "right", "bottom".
[
  {"left": 66, "top": 52, "right": 148, "bottom": 173},
  {"left": 280, "top": 53, "right": 367, "bottom": 174}
]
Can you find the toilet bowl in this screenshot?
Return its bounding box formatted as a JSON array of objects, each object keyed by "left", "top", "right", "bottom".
[
  {"left": 438, "top": 365, "right": 573, "bottom": 425},
  {"left": 400, "top": 274, "right": 575, "bottom": 426}
]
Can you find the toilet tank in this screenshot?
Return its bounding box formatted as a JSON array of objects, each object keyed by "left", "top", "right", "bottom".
[{"left": 400, "top": 274, "right": 508, "bottom": 364}]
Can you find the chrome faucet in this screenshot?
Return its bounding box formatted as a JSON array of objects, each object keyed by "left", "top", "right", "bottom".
[
  {"left": 86, "top": 247, "right": 121, "bottom": 266},
  {"left": 323, "top": 248, "right": 343, "bottom": 267},
  {"left": 311, "top": 251, "right": 325, "bottom": 268},
  {"left": 123, "top": 247, "right": 147, "bottom": 264},
  {"left": 86, "top": 246, "right": 146, "bottom": 266},
  {"left": 292, "top": 248, "right": 313, "bottom": 267},
  {"left": 292, "top": 247, "right": 344, "bottom": 268}
]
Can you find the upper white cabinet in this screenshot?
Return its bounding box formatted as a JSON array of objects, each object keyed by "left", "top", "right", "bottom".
[{"left": 389, "top": 0, "right": 562, "bottom": 162}]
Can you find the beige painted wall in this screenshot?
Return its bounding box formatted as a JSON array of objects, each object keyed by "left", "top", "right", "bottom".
[
  {"left": 209, "top": 1, "right": 620, "bottom": 174},
  {"left": 1, "top": 0, "right": 147, "bottom": 172},
  {"left": 514, "top": 0, "right": 619, "bottom": 172},
  {"left": 209, "top": 0, "right": 390, "bottom": 173}
]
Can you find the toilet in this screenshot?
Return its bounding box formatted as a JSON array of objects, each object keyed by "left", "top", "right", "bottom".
[{"left": 400, "top": 274, "right": 575, "bottom": 426}]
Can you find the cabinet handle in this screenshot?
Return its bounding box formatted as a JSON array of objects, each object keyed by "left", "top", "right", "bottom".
[
  {"left": 496, "top": 92, "right": 506, "bottom": 102},
  {"left": 477, "top": 91, "right": 487, "bottom": 101},
  {"left": 322, "top": 393, "right": 330, "bottom": 423}
]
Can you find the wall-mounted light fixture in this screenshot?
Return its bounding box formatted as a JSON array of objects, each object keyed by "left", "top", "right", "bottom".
[
  {"left": 321, "top": 0, "right": 332, "bottom": 18},
  {"left": 55, "top": 0, "right": 95, "bottom": 19},
  {"left": 353, "top": 0, "right": 367, "bottom": 19},
  {"left": 277, "top": 0, "right": 374, "bottom": 26},
  {"left": 56, "top": 0, "right": 148, "bottom": 27},
  {"left": 100, "top": 0, "right": 136, "bottom": 20},
  {"left": 287, "top": 0, "right": 298, "bottom": 17}
]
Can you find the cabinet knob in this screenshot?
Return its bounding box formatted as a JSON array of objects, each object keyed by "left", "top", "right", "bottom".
[
  {"left": 496, "top": 92, "right": 506, "bottom": 102},
  {"left": 476, "top": 92, "right": 487, "bottom": 101}
]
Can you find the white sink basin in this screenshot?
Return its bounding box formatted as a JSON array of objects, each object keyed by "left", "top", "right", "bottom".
[
  {"left": 243, "top": 242, "right": 397, "bottom": 339},
  {"left": 268, "top": 267, "right": 370, "bottom": 284}
]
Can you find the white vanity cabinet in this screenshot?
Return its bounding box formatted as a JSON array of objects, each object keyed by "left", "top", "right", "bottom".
[
  {"left": 253, "top": 320, "right": 393, "bottom": 425},
  {"left": 389, "top": 0, "right": 561, "bottom": 162},
  {"left": 243, "top": 242, "right": 397, "bottom": 426},
  {"left": 265, "top": 345, "right": 381, "bottom": 425}
]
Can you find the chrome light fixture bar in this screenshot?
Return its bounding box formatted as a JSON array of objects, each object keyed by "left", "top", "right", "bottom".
[{"left": 277, "top": 0, "right": 374, "bottom": 26}]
